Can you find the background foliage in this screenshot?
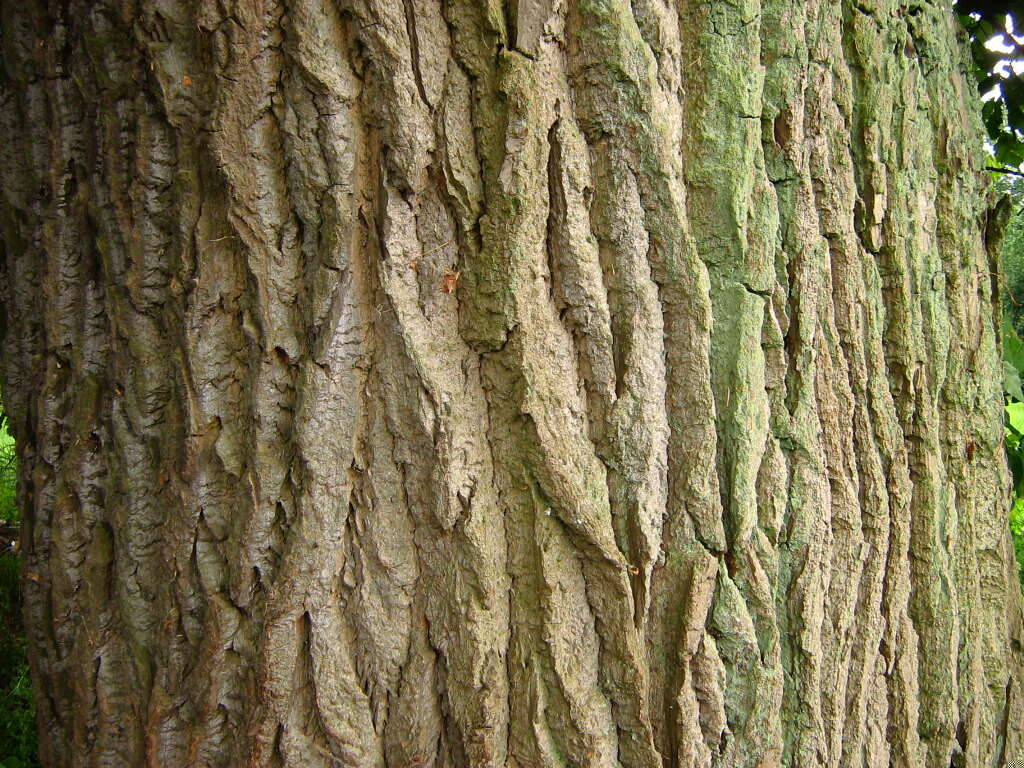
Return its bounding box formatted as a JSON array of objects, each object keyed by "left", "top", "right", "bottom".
[
  {"left": 1003, "top": 175, "right": 1024, "bottom": 337},
  {"left": 956, "top": 1, "right": 1024, "bottom": 168},
  {"left": 0, "top": 408, "right": 35, "bottom": 768},
  {"left": 999, "top": 168, "right": 1024, "bottom": 589}
]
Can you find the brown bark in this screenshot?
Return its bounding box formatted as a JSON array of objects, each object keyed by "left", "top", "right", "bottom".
[{"left": 0, "top": 0, "right": 1022, "bottom": 766}]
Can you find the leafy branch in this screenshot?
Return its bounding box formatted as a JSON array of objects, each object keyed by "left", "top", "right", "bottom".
[{"left": 956, "top": 2, "right": 1024, "bottom": 169}]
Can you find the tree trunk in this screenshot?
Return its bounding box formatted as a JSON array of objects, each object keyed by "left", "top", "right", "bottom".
[{"left": 0, "top": 0, "right": 1022, "bottom": 766}]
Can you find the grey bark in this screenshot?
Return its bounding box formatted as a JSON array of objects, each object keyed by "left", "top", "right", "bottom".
[{"left": 0, "top": 0, "right": 1021, "bottom": 766}]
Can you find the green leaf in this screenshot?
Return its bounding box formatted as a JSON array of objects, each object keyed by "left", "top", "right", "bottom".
[
  {"left": 1011, "top": 495, "right": 1024, "bottom": 535},
  {"left": 1006, "top": 400, "right": 1024, "bottom": 435},
  {"left": 1005, "top": 318, "right": 1024, "bottom": 372},
  {"left": 995, "top": 134, "right": 1024, "bottom": 168},
  {"left": 1005, "top": 360, "right": 1023, "bottom": 401}
]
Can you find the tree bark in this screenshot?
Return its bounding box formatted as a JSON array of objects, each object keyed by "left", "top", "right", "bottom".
[{"left": 1, "top": 0, "right": 1022, "bottom": 766}]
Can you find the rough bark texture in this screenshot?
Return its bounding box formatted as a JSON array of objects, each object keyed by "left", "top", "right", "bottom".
[{"left": 0, "top": 0, "right": 1022, "bottom": 766}]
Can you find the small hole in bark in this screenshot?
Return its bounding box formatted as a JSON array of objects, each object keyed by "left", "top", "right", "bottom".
[
  {"left": 273, "top": 346, "right": 292, "bottom": 366},
  {"left": 723, "top": 550, "right": 737, "bottom": 578}
]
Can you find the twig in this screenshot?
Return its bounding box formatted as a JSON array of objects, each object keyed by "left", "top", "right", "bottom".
[
  {"left": 988, "top": 165, "right": 1024, "bottom": 179},
  {"left": 419, "top": 238, "right": 454, "bottom": 258}
]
